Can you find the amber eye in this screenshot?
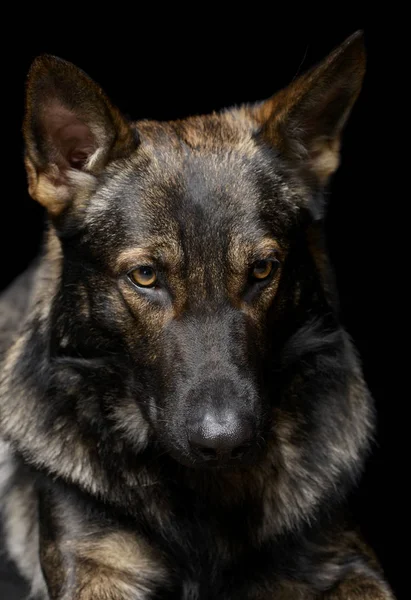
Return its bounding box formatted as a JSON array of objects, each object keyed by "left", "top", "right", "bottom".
[
  {"left": 128, "top": 266, "right": 157, "bottom": 288},
  {"left": 251, "top": 259, "right": 278, "bottom": 281}
]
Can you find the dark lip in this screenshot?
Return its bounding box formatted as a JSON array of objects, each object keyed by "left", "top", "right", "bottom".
[
  {"left": 167, "top": 448, "right": 261, "bottom": 470},
  {"left": 191, "top": 461, "right": 254, "bottom": 471}
]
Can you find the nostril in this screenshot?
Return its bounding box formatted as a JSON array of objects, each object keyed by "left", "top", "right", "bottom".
[
  {"left": 189, "top": 440, "right": 252, "bottom": 462},
  {"left": 230, "top": 444, "right": 250, "bottom": 459},
  {"left": 196, "top": 447, "right": 218, "bottom": 460}
]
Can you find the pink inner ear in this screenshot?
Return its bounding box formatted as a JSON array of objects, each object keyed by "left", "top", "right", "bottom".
[{"left": 43, "top": 103, "right": 97, "bottom": 169}]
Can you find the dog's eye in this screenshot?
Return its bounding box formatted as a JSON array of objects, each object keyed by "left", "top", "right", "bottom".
[
  {"left": 128, "top": 266, "right": 157, "bottom": 288},
  {"left": 251, "top": 260, "right": 279, "bottom": 281}
]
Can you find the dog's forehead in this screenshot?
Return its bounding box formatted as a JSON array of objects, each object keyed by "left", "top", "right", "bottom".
[{"left": 86, "top": 114, "right": 301, "bottom": 250}]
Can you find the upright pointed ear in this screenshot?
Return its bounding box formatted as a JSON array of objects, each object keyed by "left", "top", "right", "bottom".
[
  {"left": 253, "top": 31, "right": 366, "bottom": 187},
  {"left": 24, "top": 55, "right": 138, "bottom": 215}
]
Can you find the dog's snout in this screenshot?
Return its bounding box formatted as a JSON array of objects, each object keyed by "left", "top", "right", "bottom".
[
  {"left": 177, "top": 376, "right": 259, "bottom": 466},
  {"left": 187, "top": 407, "right": 254, "bottom": 462}
]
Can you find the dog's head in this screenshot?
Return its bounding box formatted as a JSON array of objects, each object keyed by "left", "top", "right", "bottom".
[{"left": 23, "top": 33, "right": 368, "bottom": 471}]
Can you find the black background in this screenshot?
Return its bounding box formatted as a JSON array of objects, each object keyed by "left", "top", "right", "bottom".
[{"left": 1, "top": 13, "right": 404, "bottom": 599}]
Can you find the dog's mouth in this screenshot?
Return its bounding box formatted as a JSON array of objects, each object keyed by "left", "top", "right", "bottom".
[{"left": 164, "top": 439, "right": 263, "bottom": 470}]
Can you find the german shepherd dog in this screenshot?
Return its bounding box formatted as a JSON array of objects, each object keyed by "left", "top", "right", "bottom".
[{"left": 0, "top": 31, "right": 395, "bottom": 599}]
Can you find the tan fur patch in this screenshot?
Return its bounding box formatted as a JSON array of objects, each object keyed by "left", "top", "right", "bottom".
[
  {"left": 326, "top": 577, "right": 395, "bottom": 599},
  {"left": 25, "top": 156, "right": 98, "bottom": 216},
  {"left": 76, "top": 532, "right": 161, "bottom": 573},
  {"left": 309, "top": 139, "right": 341, "bottom": 184},
  {"left": 67, "top": 532, "right": 167, "bottom": 599}
]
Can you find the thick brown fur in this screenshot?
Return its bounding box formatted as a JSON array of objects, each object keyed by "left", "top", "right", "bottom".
[{"left": 0, "top": 32, "right": 395, "bottom": 598}]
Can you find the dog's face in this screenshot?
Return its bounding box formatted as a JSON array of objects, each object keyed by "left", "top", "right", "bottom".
[
  {"left": 66, "top": 127, "right": 301, "bottom": 468},
  {"left": 23, "top": 33, "right": 366, "bottom": 468}
]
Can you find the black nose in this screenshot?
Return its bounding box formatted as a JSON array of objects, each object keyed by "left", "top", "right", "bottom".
[{"left": 187, "top": 408, "right": 254, "bottom": 461}]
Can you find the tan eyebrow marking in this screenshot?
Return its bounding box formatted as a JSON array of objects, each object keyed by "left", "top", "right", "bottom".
[
  {"left": 228, "top": 237, "right": 284, "bottom": 268},
  {"left": 115, "top": 239, "right": 184, "bottom": 275},
  {"left": 115, "top": 248, "right": 155, "bottom": 273},
  {"left": 252, "top": 238, "right": 284, "bottom": 261}
]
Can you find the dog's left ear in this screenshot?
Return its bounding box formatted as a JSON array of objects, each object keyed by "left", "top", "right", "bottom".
[
  {"left": 253, "top": 31, "right": 366, "bottom": 186},
  {"left": 24, "top": 55, "right": 138, "bottom": 215}
]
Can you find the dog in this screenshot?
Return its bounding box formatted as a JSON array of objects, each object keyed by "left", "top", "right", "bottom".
[{"left": 0, "top": 31, "right": 395, "bottom": 599}]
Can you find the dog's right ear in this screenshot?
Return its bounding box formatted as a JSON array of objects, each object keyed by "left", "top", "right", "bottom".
[{"left": 24, "top": 55, "right": 137, "bottom": 215}]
